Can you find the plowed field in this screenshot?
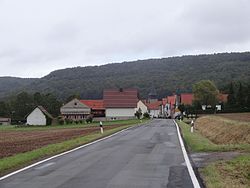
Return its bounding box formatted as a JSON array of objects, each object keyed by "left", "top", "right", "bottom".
[{"left": 0, "top": 125, "right": 123, "bottom": 159}]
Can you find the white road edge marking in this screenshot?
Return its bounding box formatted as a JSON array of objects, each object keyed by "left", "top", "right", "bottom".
[
  {"left": 0, "top": 125, "right": 138, "bottom": 181},
  {"left": 174, "top": 120, "right": 201, "bottom": 188}
]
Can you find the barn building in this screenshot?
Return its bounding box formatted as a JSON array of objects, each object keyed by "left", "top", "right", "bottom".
[{"left": 104, "top": 88, "right": 139, "bottom": 120}]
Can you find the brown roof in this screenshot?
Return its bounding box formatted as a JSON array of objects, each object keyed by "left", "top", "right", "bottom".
[
  {"left": 37, "top": 106, "right": 53, "bottom": 119},
  {"left": 104, "top": 88, "right": 138, "bottom": 108},
  {"left": 80, "top": 100, "right": 105, "bottom": 110}
]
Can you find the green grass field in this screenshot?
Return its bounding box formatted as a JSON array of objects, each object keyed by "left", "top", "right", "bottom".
[{"left": 0, "top": 119, "right": 144, "bottom": 131}]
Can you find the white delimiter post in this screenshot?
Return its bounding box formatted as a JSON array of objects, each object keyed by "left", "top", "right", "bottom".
[
  {"left": 191, "top": 120, "right": 194, "bottom": 133},
  {"left": 100, "top": 121, "right": 103, "bottom": 134}
]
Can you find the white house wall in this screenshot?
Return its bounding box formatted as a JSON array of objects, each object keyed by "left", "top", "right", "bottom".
[
  {"left": 106, "top": 108, "right": 135, "bottom": 118},
  {"left": 149, "top": 110, "right": 160, "bottom": 118},
  {"left": 27, "top": 108, "right": 47, "bottom": 125},
  {"left": 136, "top": 101, "right": 148, "bottom": 114}
]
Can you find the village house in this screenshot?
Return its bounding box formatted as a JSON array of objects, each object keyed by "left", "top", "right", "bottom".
[
  {"left": 60, "top": 98, "right": 91, "bottom": 120},
  {"left": 104, "top": 88, "right": 139, "bottom": 120},
  {"left": 26, "top": 106, "right": 54, "bottom": 125},
  {"left": 145, "top": 100, "right": 163, "bottom": 118},
  {"left": 0, "top": 117, "right": 11, "bottom": 125}
]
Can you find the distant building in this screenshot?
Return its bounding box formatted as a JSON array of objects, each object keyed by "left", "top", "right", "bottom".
[
  {"left": 147, "top": 87, "right": 158, "bottom": 103},
  {"left": 145, "top": 101, "right": 162, "bottom": 118},
  {"left": 26, "top": 106, "right": 53, "bottom": 125},
  {"left": 0, "top": 117, "right": 11, "bottom": 125},
  {"left": 104, "top": 88, "right": 139, "bottom": 120},
  {"left": 60, "top": 98, "right": 91, "bottom": 120}
]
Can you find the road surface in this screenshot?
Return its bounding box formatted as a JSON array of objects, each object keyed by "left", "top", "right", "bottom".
[{"left": 0, "top": 119, "right": 194, "bottom": 188}]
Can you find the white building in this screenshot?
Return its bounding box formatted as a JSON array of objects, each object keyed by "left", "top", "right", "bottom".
[{"left": 26, "top": 106, "right": 53, "bottom": 125}]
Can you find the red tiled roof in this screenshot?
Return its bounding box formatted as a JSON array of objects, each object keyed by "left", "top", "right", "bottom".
[
  {"left": 80, "top": 100, "right": 105, "bottom": 110},
  {"left": 146, "top": 101, "right": 162, "bottom": 110},
  {"left": 218, "top": 94, "right": 228, "bottom": 103},
  {"left": 180, "top": 93, "right": 194, "bottom": 105},
  {"left": 104, "top": 89, "right": 138, "bottom": 108}
]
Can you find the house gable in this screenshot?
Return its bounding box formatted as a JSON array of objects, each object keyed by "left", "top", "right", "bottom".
[
  {"left": 27, "top": 107, "right": 47, "bottom": 125},
  {"left": 60, "top": 98, "right": 91, "bottom": 114}
]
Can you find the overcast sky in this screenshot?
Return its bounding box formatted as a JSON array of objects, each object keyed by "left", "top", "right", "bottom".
[{"left": 0, "top": 0, "right": 250, "bottom": 78}]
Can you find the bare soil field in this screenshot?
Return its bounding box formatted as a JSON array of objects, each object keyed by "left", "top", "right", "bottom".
[
  {"left": 216, "top": 112, "right": 250, "bottom": 122},
  {"left": 0, "top": 125, "right": 123, "bottom": 159},
  {"left": 195, "top": 116, "right": 250, "bottom": 145}
]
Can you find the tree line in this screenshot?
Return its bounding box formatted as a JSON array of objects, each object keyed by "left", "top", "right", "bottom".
[
  {"left": 0, "top": 80, "right": 250, "bottom": 123},
  {"left": 0, "top": 92, "right": 62, "bottom": 123}
]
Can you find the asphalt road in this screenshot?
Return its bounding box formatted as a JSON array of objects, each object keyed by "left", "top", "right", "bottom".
[{"left": 0, "top": 119, "right": 194, "bottom": 188}]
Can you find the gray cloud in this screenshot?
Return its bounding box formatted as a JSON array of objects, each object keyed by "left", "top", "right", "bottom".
[{"left": 0, "top": 0, "right": 249, "bottom": 78}]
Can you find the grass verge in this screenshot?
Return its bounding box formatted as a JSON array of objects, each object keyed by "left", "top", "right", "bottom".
[
  {"left": 0, "top": 122, "right": 142, "bottom": 176},
  {"left": 177, "top": 120, "right": 250, "bottom": 152},
  {"left": 177, "top": 120, "right": 250, "bottom": 188},
  {"left": 201, "top": 154, "right": 250, "bottom": 188}
]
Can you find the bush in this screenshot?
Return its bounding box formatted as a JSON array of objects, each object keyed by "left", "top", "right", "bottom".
[
  {"left": 143, "top": 112, "right": 150, "bottom": 119},
  {"left": 86, "top": 114, "right": 93, "bottom": 123},
  {"left": 58, "top": 119, "right": 64, "bottom": 125}
]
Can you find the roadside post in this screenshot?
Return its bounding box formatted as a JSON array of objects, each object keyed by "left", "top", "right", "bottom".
[
  {"left": 191, "top": 120, "right": 194, "bottom": 133},
  {"left": 99, "top": 121, "right": 103, "bottom": 134}
]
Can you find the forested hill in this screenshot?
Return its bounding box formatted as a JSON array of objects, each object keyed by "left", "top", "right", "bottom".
[
  {"left": 0, "top": 77, "right": 38, "bottom": 99},
  {"left": 1, "top": 52, "right": 250, "bottom": 100}
]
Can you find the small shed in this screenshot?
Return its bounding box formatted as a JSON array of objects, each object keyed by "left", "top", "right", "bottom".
[
  {"left": 0, "top": 117, "right": 11, "bottom": 125},
  {"left": 26, "top": 106, "right": 54, "bottom": 125}
]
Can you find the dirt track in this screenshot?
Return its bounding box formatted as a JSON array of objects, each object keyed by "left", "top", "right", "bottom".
[{"left": 0, "top": 125, "right": 123, "bottom": 159}]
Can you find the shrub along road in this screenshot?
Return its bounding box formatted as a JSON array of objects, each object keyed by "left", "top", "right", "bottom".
[{"left": 0, "top": 119, "right": 195, "bottom": 188}]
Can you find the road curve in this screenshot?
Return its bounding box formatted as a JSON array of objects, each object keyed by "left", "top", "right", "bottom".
[{"left": 0, "top": 119, "right": 194, "bottom": 188}]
